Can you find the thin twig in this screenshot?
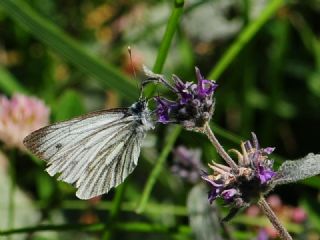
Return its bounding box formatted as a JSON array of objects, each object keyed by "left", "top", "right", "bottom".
[
  {"left": 258, "top": 197, "right": 293, "bottom": 240},
  {"left": 203, "top": 123, "right": 238, "bottom": 170}
]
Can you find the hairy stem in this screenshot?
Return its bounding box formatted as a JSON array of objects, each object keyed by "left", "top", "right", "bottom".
[
  {"left": 203, "top": 123, "right": 238, "bottom": 170},
  {"left": 258, "top": 197, "right": 293, "bottom": 240},
  {"left": 144, "top": 0, "right": 184, "bottom": 98}
]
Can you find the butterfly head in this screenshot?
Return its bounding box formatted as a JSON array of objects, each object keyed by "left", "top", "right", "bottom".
[
  {"left": 130, "top": 99, "right": 147, "bottom": 115},
  {"left": 129, "top": 99, "right": 154, "bottom": 131}
]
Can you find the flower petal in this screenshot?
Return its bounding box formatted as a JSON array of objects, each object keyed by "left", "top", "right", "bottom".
[
  {"left": 155, "top": 97, "right": 177, "bottom": 124},
  {"left": 221, "top": 188, "right": 237, "bottom": 200},
  {"left": 195, "top": 67, "right": 218, "bottom": 97},
  {"left": 258, "top": 165, "right": 276, "bottom": 184}
]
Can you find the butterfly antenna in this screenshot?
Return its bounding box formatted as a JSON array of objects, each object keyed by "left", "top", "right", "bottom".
[{"left": 128, "top": 46, "right": 143, "bottom": 100}]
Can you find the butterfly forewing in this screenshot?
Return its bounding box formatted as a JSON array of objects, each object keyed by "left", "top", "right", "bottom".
[{"left": 23, "top": 107, "right": 149, "bottom": 200}]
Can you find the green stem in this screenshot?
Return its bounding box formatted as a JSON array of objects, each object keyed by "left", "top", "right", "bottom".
[
  {"left": 153, "top": 0, "right": 184, "bottom": 73},
  {"left": 102, "top": 183, "right": 127, "bottom": 240},
  {"left": 136, "top": 126, "right": 181, "bottom": 213},
  {"left": 242, "top": 0, "right": 250, "bottom": 26},
  {"left": 208, "top": 0, "right": 284, "bottom": 80},
  {"left": 144, "top": 0, "right": 185, "bottom": 98}
]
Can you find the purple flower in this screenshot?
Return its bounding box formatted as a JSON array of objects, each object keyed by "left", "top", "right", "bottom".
[
  {"left": 155, "top": 97, "right": 177, "bottom": 124},
  {"left": 221, "top": 188, "right": 237, "bottom": 200},
  {"left": 263, "top": 147, "right": 275, "bottom": 155},
  {"left": 257, "top": 229, "right": 269, "bottom": 240},
  {"left": 171, "top": 146, "right": 203, "bottom": 183},
  {"left": 208, "top": 187, "right": 220, "bottom": 204},
  {"left": 201, "top": 133, "right": 277, "bottom": 220},
  {"left": 201, "top": 173, "right": 223, "bottom": 203},
  {"left": 201, "top": 168, "right": 231, "bottom": 204},
  {"left": 257, "top": 164, "right": 276, "bottom": 184},
  {"left": 196, "top": 67, "right": 218, "bottom": 98},
  {"left": 144, "top": 66, "right": 217, "bottom": 130},
  {"left": 241, "top": 133, "right": 276, "bottom": 184},
  {"left": 173, "top": 75, "right": 194, "bottom": 104}
]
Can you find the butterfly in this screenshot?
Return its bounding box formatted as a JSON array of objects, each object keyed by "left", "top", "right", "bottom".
[{"left": 23, "top": 98, "right": 154, "bottom": 199}]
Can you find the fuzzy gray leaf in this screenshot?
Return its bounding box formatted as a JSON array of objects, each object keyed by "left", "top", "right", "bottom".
[
  {"left": 187, "top": 184, "right": 223, "bottom": 240},
  {"left": 272, "top": 153, "right": 320, "bottom": 186}
]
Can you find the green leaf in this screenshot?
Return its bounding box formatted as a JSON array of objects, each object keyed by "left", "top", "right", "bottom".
[
  {"left": 0, "top": 0, "right": 137, "bottom": 101},
  {"left": 272, "top": 153, "right": 320, "bottom": 186},
  {"left": 53, "top": 90, "right": 86, "bottom": 121},
  {"left": 187, "top": 184, "right": 223, "bottom": 240}
]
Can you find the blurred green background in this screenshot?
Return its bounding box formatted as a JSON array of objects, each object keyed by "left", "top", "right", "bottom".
[{"left": 0, "top": 0, "right": 320, "bottom": 239}]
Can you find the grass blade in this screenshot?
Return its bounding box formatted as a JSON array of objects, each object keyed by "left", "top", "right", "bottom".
[
  {"left": 208, "top": 0, "right": 285, "bottom": 80},
  {"left": 144, "top": 0, "right": 184, "bottom": 98},
  {"left": 0, "top": 0, "right": 137, "bottom": 100}
]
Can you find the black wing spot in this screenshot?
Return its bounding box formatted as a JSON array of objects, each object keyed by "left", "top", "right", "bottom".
[{"left": 56, "top": 143, "right": 62, "bottom": 149}]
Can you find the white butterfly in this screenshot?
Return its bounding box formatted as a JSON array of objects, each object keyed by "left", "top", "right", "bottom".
[{"left": 23, "top": 99, "right": 154, "bottom": 199}]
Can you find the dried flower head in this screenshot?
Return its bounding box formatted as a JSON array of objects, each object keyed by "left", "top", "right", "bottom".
[
  {"left": 143, "top": 66, "right": 218, "bottom": 130},
  {"left": 0, "top": 94, "right": 50, "bottom": 151},
  {"left": 171, "top": 146, "right": 203, "bottom": 183},
  {"left": 202, "top": 132, "right": 320, "bottom": 221},
  {"left": 201, "top": 132, "right": 276, "bottom": 220}
]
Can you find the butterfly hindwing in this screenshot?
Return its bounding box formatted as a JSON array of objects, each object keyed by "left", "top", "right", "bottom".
[{"left": 23, "top": 108, "right": 146, "bottom": 199}]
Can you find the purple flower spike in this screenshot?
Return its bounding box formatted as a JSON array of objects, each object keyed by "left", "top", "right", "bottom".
[
  {"left": 195, "top": 67, "right": 218, "bottom": 98},
  {"left": 144, "top": 66, "right": 217, "bottom": 129},
  {"left": 258, "top": 165, "right": 276, "bottom": 184},
  {"left": 221, "top": 189, "right": 237, "bottom": 200},
  {"left": 171, "top": 146, "right": 203, "bottom": 183}
]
